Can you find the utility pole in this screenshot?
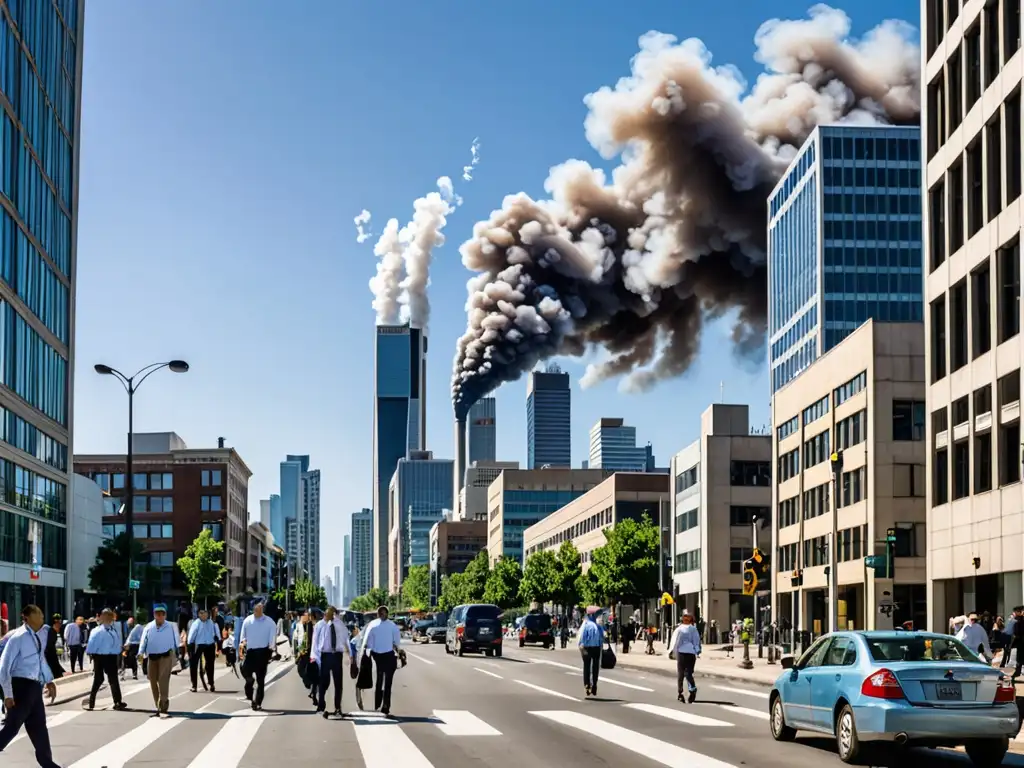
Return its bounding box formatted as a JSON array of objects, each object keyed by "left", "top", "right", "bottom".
[
  {"left": 829, "top": 450, "right": 843, "bottom": 633},
  {"left": 752, "top": 515, "right": 760, "bottom": 658}
]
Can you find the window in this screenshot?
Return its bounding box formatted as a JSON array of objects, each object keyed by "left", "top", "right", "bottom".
[
  {"left": 147, "top": 496, "right": 172, "bottom": 513},
  {"left": 834, "top": 372, "right": 866, "bottom": 406},
  {"left": 729, "top": 461, "right": 770, "bottom": 487},
  {"left": 998, "top": 239, "right": 1021, "bottom": 343},
  {"left": 675, "top": 549, "right": 700, "bottom": 573},
  {"left": 999, "top": 369, "right": 1020, "bottom": 408},
  {"left": 802, "top": 396, "right": 829, "bottom": 426},
  {"left": 778, "top": 497, "right": 799, "bottom": 528},
  {"left": 201, "top": 470, "right": 222, "bottom": 487},
  {"left": 132, "top": 473, "right": 147, "bottom": 490},
  {"left": 947, "top": 48, "right": 963, "bottom": 133},
  {"left": 675, "top": 465, "right": 698, "bottom": 493},
  {"left": 972, "top": 260, "right": 992, "bottom": 357},
  {"left": 839, "top": 466, "right": 867, "bottom": 507},
  {"left": 837, "top": 525, "right": 867, "bottom": 562},
  {"left": 203, "top": 522, "right": 223, "bottom": 541},
  {"left": 836, "top": 410, "right": 866, "bottom": 450},
  {"left": 934, "top": 446, "right": 950, "bottom": 505},
  {"left": 201, "top": 495, "right": 222, "bottom": 512},
  {"left": 112, "top": 473, "right": 125, "bottom": 490},
  {"left": 984, "top": 2, "right": 1001, "bottom": 86},
  {"left": 892, "top": 400, "right": 925, "bottom": 441},
  {"left": 999, "top": 422, "right": 1021, "bottom": 486},
  {"left": 803, "top": 431, "right": 829, "bottom": 469},
  {"left": 1007, "top": 92, "right": 1021, "bottom": 204},
  {"left": 927, "top": 76, "right": 945, "bottom": 161},
  {"left": 986, "top": 118, "right": 1002, "bottom": 222},
  {"left": 953, "top": 437, "right": 970, "bottom": 499},
  {"left": 729, "top": 547, "right": 746, "bottom": 574},
  {"left": 931, "top": 295, "right": 947, "bottom": 381},
  {"left": 730, "top": 506, "right": 768, "bottom": 527},
  {"left": 953, "top": 395, "right": 970, "bottom": 426},
  {"left": 674, "top": 507, "right": 698, "bottom": 533},
  {"left": 893, "top": 464, "right": 926, "bottom": 497},
  {"left": 965, "top": 23, "right": 982, "bottom": 109},
  {"left": 928, "top": 179, "right": 946, "bottom": 269},
  {"left": 802, "top": 482, "right": 830, "bottom": 520},
  {"left": 778, "top": 448, "right": 800, "bottom": 482},
  {"left": 893, "top": 523, "right": 921, "bottom": 557},
  {"left": 149, "top": 472, "right": 174, "bottom": 491},
  {"left": 947, "top": 0, "right": 960, "bottom": 30},
  {"left": 1005, "top": 0, "right": 1021, "bottom": 62},
  {"left": 975, "top": 384, "right": 993, "bottom": 416},
  {"left": 777, "top": 416, "right": 798, "bottom": 441},
  {"left": 974, "top": 432, "right": 993, "bottom": 493},
  {"left": 803, "top": 536, "right": 830, "bottom": 567},
  {"left": 949, "top": 159, "right": 964, "bottom": 253},
  {"left": 967, "top": 140, "right": 984, "bottom": 238}
]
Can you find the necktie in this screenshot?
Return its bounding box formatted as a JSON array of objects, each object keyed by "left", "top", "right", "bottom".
[
  {"left": 31, "top": 631, "right": 43, "bottom": 683},
  {"left": 330, "top": 623, "right": 337, "bottom": 653}
]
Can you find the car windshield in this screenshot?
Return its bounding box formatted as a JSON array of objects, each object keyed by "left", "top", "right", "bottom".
[
  {"left": 466, "top": 605, "right": 501, "bottom": 621},
  {"left": 525, "top": 614, "right": 552, "bottom": 630},
  {"left": 866, "top": 635, "right": 980, "bottom": 663}
]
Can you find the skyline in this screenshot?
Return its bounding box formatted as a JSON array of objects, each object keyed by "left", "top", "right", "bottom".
[{"left": 71, "top": 1, "right": 920, "bottom": 572}]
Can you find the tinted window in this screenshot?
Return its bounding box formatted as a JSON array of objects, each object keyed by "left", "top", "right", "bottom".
[
  {"left": 466, "top": 604, "right": 501, "bottom": 621},
  {"left": 823, "top": 637, "right": 857, "bottom": 666},
  {"left": 797, "top": 637, "right": 831, "bottom": 669},
  {"left": 866, "top": 635, "right": 978, "bottom": 663},
  {"left": 524, "top": 614, "right": 552, "bottom": 630}
]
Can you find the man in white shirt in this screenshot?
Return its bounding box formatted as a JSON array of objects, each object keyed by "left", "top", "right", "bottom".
[
  {"left": 359, "top": 605, "right": 403, "bottom": 717},
  {"left": 238, "top": 601, "right": 276, "bottom": 711},
  {"left": 311, "top": 607, "right": 352, "bottom": 718},
  {"left": 0, "top": 605, "right": 59, "bottom": 768},
  {"left": 186, "top": 609, "right": 219, "bottom": 692}
]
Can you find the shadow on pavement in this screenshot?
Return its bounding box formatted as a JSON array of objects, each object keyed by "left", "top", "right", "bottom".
[
  {"left": 585, "top": 698, "right": 623, "bottom": 703},
  {"left": 797, "top": 736, "right": 1024, "bottom": 766}
]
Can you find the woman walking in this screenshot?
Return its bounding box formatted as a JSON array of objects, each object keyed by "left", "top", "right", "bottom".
[{"left": 669, "top": 611, "right": 701, "bottom": 703}]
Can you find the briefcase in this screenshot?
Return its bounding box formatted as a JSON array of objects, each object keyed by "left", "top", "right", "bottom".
[
  {"left": 356, "top": 655, "right": 374, "bottom": 690},
  {"left": 601, "top": 644, "right": 617, "bottom": 670}
]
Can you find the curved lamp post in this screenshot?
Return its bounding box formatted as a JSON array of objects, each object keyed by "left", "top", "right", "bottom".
[{"left": 94, "top": 361, "right": 189, "bottom": 606}]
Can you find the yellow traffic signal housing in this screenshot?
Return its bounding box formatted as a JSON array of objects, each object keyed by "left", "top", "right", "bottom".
[{"left": 742, "top": 568, "right": 758, "bottom": 596}]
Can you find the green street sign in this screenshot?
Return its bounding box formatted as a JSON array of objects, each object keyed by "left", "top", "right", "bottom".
[
  {"left": 864, "top": 556, "right": 885, "bottom": 568},
  {"left": 129, "top": 579, "right": 140, "bottom": 590}
]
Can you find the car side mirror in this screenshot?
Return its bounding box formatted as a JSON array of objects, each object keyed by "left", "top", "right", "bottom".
[{"left": 781, "top": 656, "right": 795, "bottom": 670}]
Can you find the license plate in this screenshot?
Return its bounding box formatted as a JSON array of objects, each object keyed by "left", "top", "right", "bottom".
[
  {"left": 478, "top": 628, "right": 491, "bottom": 634},
  {"left": 936, "top": 682, "right": 962, "bottom": 701}
]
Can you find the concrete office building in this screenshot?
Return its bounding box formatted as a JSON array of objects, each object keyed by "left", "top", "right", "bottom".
[
  {"left": 458, "top": 461, "right": 519, "bottom": 522},
  {"left": 588, "top": 418, "right": 650, "bottom": 471},
  {"left": 468, "top": 397, "right": 497, "bottom": 464},
  {"left": 527, "top": 366, "right": 571, "bottom": 469},
  {"left": 259, "top": 499, "right": 271, "bottom": 529},
  {"left": 523, "top": 474, "right": 670, "bottom": 576},
  {"left": 486, "top": 468, "right": 610, "bottom": 564},
  {"left": 343, "top": 536, "right": 353, "bottom": 605},
  {"left": 388, "top": 451, "right": 453, "bottom": 592},
  {"left": 669, "top": 405, "right": 771, "bottom": 630},
  {"left": 373, "top": 324, "right": 427, "bottom": 589},
  {"left": 768, "top": 124, "right": 924, "bottom": 395},
  {"left": 69, "top": 475, "right": 116, "bottom": 610},
  {"left": 244, "top": 521, "right": 276, "bottom": 594},
  {"left": 429, "top": 518, "right": 487, "bottom": 604},
  {"left": 351, "top": 508, "right": 373, "bottom": 598},
  {"left": 302, "top": 466, "right": 321, "bottom": 581},
  {"left": 76, "top": 433, "right": 253, "bottom": 598},
  {"left": 771, "top": 321, "right": 928, "bottom": 636},
  {"left": 923, "top": 0, "right": 1023, "bottom": 629},
  {"left": 0, "top": 0, "right": 84, "bottom": 623}
]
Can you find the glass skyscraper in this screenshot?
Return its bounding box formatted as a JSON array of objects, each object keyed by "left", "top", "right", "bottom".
[
  {"left": 351, "top": 508, "right": 372, "bottom": 598},
  {"left": 373, "top": 324, "right": 426, "bottom": 588},
  {"left": 0, "top": 0, "right": 83, "bottom": 623},
  {"left": 467, "top": 397, "right": 496, "bottom": 464},
  {"left": 526, "top": 367, "right": 571, "bottom": 468},
  {"left": 767, "top": 124, "right": 923, "bottom": 394},
  {"left": 588, "top": 418, "right": 649, "bottom": 471},
  {"left": 280, "top": 456, "right": 304, "bottom": 571},
  {"left": 389, "top": 455, "right": 453, "bottom": 582},
  {"left": 269, "top": 493, "right": 282, "bottom": 545}
]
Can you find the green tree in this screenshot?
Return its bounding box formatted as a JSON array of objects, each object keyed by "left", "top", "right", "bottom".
[
  {"left": 554, "top": 541, "right": 582, "bottom": 608},
  {"left": 437, "top": 572, "right": 469, "bottom": 612},
  {"left": 88, "top": 533, "right": 161, "bottom": 600},
  {"left": 294, "top": 578, "right": 328, "bottom": 608},
  {"left": 589, "top": 514, "right": 660, "bottom": 603},
  {"left": 484, "top": 556, "right": 523, "bottom": 609},
  {"left": 462, "top": 550, "right": 490, "bottom": 602},
  {"left": 401, "top": 565, "right": 431, "bottom": 611},
  {"left": 576, "top": 565, "right": 605, "bottom": 607},
  {"left": 519, "top": 550, "right": 558, "bottom": 606},
  {"left": 177, "top": 529, "right": 228, "bottom": 608},
  {"left": 350, "top": 587, "right": 390, "bottom": 613}
]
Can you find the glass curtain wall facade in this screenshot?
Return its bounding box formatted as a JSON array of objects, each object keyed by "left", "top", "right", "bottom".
[
  {"left": 500, "top": 489, "right": 588, "bottom": 562},
  {"left": 372, "top": 324, "right": 425, "bottom": 588},
  {"left": 467, "top": 397, "right": 496, "bottom": 464},
  {"left": 301, "top": 467, "right": 320, "bottom": 582},
  {"left": 391, "top": 458, "right": 453, "bottom": 577},
  {"left": 280, "top": 457, "right": 304, "bottom": 571},
  {"left": 768, "top": 125, "right": 924, "bottom": 394},
  {"left": 526, "top": 370, "right": 571, "bottom": 468},
  {"left": 351, "top": 508, "right": 372, "bottom": 598},
  {"left": 0, "top": 0, "right": 83, "bottom": 623},
  {"left": 589, "top": 418, "right": 648, "bottom": 470},
  {"left": 269, "top": 493, "right": 282, "bottom": 545}
]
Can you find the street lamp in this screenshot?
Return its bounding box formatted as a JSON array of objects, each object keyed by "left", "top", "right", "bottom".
[{"left": 94, "top": 360, "right": 189, "bottom": 606}]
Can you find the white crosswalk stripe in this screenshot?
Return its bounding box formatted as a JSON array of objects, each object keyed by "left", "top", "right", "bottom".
[
  {"left": 714, "top": 704, "right": 770, "bottom": 720},
  {"left": 351, "top": 712, "right": 435, "bottom": 766},
  {"left": 186, "top": 713, "right": 268, "bottom": 768},
  {"left": 68, "top": 714, "right": 182, "bottom": 768},
  {"left": 434, "top": 709, "right": 501, "bottom": 736},
  {"left": 625, "top": 702, "right": 733, "bottom": 727},
  {"left": 710, "top": 684, "right": 770, "bottom": 700},
  {"left": 10, "top": 710, "right": 83, "bottom": 745},
  {"left": 562, "top": 670, "right": 654, "bottom": 691}
]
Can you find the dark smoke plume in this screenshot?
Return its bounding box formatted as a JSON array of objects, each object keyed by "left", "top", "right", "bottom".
[{"left": 450, "top": 4, "right": 919, "bottom": 417}]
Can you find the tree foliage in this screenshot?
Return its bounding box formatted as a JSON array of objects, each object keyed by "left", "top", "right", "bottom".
[
  {"left": 462, "top": 550, "right": 490, "bottom": 602},
  {"left": 554, "top": 541, "right": 583, "bottom": 608},
  {"left": 437, "top": 572, "right": 469, "bottom": 612},
  {"left": 402, "top": 565, "right": 431, "bottom": 611},
  {"left": 177, "top": 529, "right": 228, "bottom": 607},
  {"left": 88, "top": 533, "right": 161, "bottom": 600},
  {"left": 588, "top": 514, "right": 660, "bottom": 603},
  {"left": 576, "top": 566, "right": 605, "bottom": 607},
  {"left": 519, "top": 550, "right": 558, "bottom": 606},
  {"left": 349, "top": 587, "right": 391, "bottom": 613},
  {"left": 294, "top": 578, "right": 328, "bottom": 608},
  {"left": 484, "top": 556, "right": 523, "bottom": 609}
]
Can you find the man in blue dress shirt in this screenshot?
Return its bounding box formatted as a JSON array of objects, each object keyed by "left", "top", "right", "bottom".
[
  {"left": 238, "top": 601, "right": 277, "bottom": 711},
  {"left": 84, "top": 609, "right": 126, "bottom": 712},
  {"left": 138, "top": 605, "right": 178, "bottom": 718},
  {"left": 0, "top": 605, "right": 60, "bottom": 768},
  {"left": 577, "top": 612, "right": 605, "bottom": 697},
  {"left": 187, "top": 609, "right": 218, "bottom": 693}
]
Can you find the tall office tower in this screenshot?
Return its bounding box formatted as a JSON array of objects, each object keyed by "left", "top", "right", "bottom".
[
  {"left": 301, "top": 466, "right": 321, "bottom": 581},
  {"left": 767, "top": 124, "right": 924, "bottom": 394},
  {"left": 342, "top": 535, "right": 352, "bottom": 604},
  {"left": 467, "top": 398, "right": 497, "bottom": 464},
  {"left": 333, "top": 565, "right": 341, "bottom": 605},
  {"left": 924, "top": 0, "right": 1022, "bottom": 631},
  {"left": 280, "top": 457, "right": 305, "bottom": 571},
  {"left": 372, "top": 324, "right": 426, "bottom": 588},
  {"left": 0, "top": 0, "right": 84, "bottom": 622},
  {"left": 352, "top": 508, "right": 373, "bottom": 597},
  {"left": 526, "top": 365, "right": 571, "bottom": 468},
  {"left": 259, "top": 499, "right": 271, "bottom": 528},
  {"left": 322, "top": 574, "right": 333, "bottom": 606},
  {"left": 269, "top": 494, "right": 282, "bottom": 545},
  {"left": 387, "top": 452, "right": 454, "bottom": 592},
  {"left": 588, "top": 418, "right": 649, "bottom": 471}
]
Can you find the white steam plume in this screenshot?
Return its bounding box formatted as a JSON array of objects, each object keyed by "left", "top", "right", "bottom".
[
  {"left": 354, "top": 209, "right": 373, "bottom": 244},
  {"left": 463, "top": 138, "right": 481, "bottom": 181},
  {"left": 368, "top": 218, "right": 405, "bottom": 325}
]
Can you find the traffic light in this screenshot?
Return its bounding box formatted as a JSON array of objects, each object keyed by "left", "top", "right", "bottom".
[
  {"left": 757, "top": 550, "right": 772, "bottom": 580},
  {"left": 830, "top": 450, "right": 844, "bottom": 476},
  {"left": 742, "top": 556, "right": 758, "bottom": 596}
]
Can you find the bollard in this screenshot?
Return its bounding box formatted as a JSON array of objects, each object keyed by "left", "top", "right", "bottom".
[
  {"left": 738, "top": 638, "right": 753, "bottom": 670},
  {"left": 767, "top": 642, "right": 776, "bottom": 664}
]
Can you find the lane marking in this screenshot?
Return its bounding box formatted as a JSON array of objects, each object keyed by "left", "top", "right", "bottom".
[
  {"left": 625, "top": 702, "right": 733, "bottom": 727},
  {"left": 68, "top": 715, "right": 182, "bottom": 768},
  {"left": 11, "top": 710, "right": 83, "bottom": 744},
  {"left": 710, "top": 685, "right": 770, "bottom": 700},
  {"left": 404, "top": 652, "right": 435, "bottom": 665},
  {"left": 715, "top": 704, "right": 770, "bottom": 721},
  {"left": 352, "top": 714, "right": 434, "bottom": 766},
  {"left": 473, "top": 667, "right": 504, "bottom": 679},
  {"left": 531, "top": 710, "right": 738, "bottom": 768},
  {"left": 514, "top": 679, "right": 579, "bottom": 701},
  {"left": 433, "top": 709, "right": 502, "bottom": 736},
  {"left": 185, "top": 713, "right": 267, "bottom": 767},
  {"left": 562, "top": 671, "right": 653, "bottom": 691}
]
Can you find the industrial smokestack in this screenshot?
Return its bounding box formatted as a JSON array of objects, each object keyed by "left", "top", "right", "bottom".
[{"left": 453, "top": 417, "right": 468, "bottom": 518}]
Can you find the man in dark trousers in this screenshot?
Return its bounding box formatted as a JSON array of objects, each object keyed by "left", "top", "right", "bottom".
[
  {"left": 577, "top": 611, "right": 604, "bottom": 697},
  {"left": 0, "top": 605, "right": 60, "bottom": 768},
  {"left": 311, "top": 607, "right": 352, "bottom": 718},
  {"left": 186, "top": 609, "right": 218, "bottom": 692},
  {"left": 358, "top": 605, "right": 403, "bottom": 717},
  {"left": 238, "top": 602, "right": 277, "bottom": 712},
  {"left": 84, "top": 609, "right": 127, "bottom": 711}
]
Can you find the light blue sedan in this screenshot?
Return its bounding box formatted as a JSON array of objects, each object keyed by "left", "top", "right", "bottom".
[{"left": 769, "top": 630, "right": 1019, "bottom": 766}]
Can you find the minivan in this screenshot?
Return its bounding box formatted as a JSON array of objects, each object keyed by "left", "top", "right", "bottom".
[
  {"left": 519, "top": 612, "right": 554, "bottom": 648},
  {"left": 445, "top": 603, "right": 503, "bottom": 657}
]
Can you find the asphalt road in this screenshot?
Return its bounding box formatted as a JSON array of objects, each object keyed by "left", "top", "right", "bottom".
[{"left": 3, "top": 641, "right": 1023, "bottom": 767}]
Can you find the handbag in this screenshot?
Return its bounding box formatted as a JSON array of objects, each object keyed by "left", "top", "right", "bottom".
[
  {"left": 356, "top": 654, "right": 374, "bottom": 690},
  {"left": 669, "top": 650, "right": 677, "bottom": 661},
  {"left": 601, "top": 642, "right": 617, "bottom": 670}
]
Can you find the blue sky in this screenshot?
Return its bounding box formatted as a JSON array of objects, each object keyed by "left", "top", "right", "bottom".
[{"left": 72, "top": 0, "right": 920, "bottom": 580}]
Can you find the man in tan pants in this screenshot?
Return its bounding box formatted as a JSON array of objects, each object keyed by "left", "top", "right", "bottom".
[{"left": 138, "top": 604, "right": 178, "bottom": 718}]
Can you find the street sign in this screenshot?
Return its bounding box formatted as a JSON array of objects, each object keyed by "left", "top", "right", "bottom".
[
  {"left": 29, "top": 568, "right": 39, "bottom": 581},
  {"left": 886, "top": 528, "right": 897, "bottom": 543},
  {"left": 129, "top": 579, "right": 140, "bottom": 590}
]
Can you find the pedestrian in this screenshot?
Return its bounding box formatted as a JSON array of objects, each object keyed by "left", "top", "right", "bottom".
[
  {"left": 63, "top": 617, "right": 85, "bottom": 674},
  {"left": 956, "top": 613, "right": 992, "bottom": 661},
  {"left": 186, "top": 608, "right": 218, "bottom": 693},
  {"left": 42, "top": 618, "right": 64, "bottom": 681},
  {"left": 0, "top": 605, "right": 60, "bottom": 768},
  {"left": 577, "top": 609, "right": 604, "bottom": 697},
  {"left": 124, "top": 619, "right": 143, "bottom": 680},
  {"left": 84, "top": 609, "right": 127, "bottom": 712},
  {"left": 669, "top": 610, "right": 701, "bottom": 703},
  {"left": 138, "top": 604, "right": 178, "bottom": 718},
  {"left": 311, "top": 607, "right": 352, "bottom": 719},
  {"left": 359, "top": 605, "right": 403, "bottom": 717},
  {"left": 238, "top": 601, "right": 276, "bottom": 711}
]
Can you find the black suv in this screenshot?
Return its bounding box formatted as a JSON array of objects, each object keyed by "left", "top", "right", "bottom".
[
  {"left": 519, "top": 612, "right": 554, "bottom": 648},
  {"left": 445, "top": 603, "right": 503, "bottom": 657}
]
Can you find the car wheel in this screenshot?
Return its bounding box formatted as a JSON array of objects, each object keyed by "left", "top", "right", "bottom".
[
  {"left": 494, "top": 646, "right": 502, "bottom": 658},
  {"left": 835, "top": 704, "right": 862, "bottom": 764},
  {"left": 964, "top": 737, "right": 1009, "bottom": 767},
  {"left": 769, "top": 695, "right": 796, "bottom": 742},
  {"left": 457, "top": 642, "right": 465, "bottom": 657},
  {"left": 484, "top": 649, "right": 493, "bottom": 658}
]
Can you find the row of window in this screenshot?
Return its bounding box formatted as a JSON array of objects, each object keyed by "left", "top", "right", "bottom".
[
  {"left": 0, "top": 509, "right": 64, "bottom": 568},
  {"left": 768, "top": 142, "right": 815, "bottom": 219},
  {"left": 933, "top": 421, "right": 1019, "bottom": 505},
  {"left": 777, "top": 416, "right": 798, "bottom": 442},
  {"left": 0, "top": 401, "right": 66, "bottom": 471},
  {"left": 675, "top": 549, "right": 700, "bottom": 573},
  {"left": 803, "top": 431, "right": 829, "bottom": 470},
  {"left": 838, "top": 466, "right": 868, "bottom": 508},
  {"left": 675, "top": 507, "right": 697, "bottom": 534},
  {"left": 822, "top": 185, "right": 921, "bottom": 213},
  {"left": 836, "top": 410, "right": 867, "bottom": 451},
  {"left": 675, "top": 464, "right": 698, "bottom": 493},
  {"left": 730, "top": 461, "right": 771, "bottom": 487},
  {"left": 821, "top": 133, "right": 921, "bottom": 165},
  {"left": 803, "top": 525, "right": 868, "bottom": 567},
  {"left": 803, "top": 396, "right": 829, "bottom": 427},
  {"left": 778, "top": 448, "right": 799, "bottom": 482},
  {"left": 822, "top": 218, "right": 920, "bottom": 245},
  {"left": 673, "top": 505, "right": 768, "bottom": 533},
  {"left": 0, "top": 299, "right": 67, "bottom": 424},
  {"left": 926, "top": 0, "right": 1020, "bottom": 63},
  {"left": 102, "top": 523, "right": 173, "bottom": 540},
  {"left": 822, "top": 269, "right": 922, "bottom": 297},
  {"left": 834, "top": 372, "right": 867, "bottom": 407},
  {"left": 0, "top": 454, "right": 65, "bottom": 522}
]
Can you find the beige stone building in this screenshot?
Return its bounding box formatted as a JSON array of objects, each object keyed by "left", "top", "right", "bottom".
[
  {"left": 522, "top": 473, "right": 670, "bottom": 571},
  {"left": 486, "top": 468, "right": 611, "bottom": 564},
  {"left": 770, "top": 320, "right": 928, "bottom": 637},
  {"left": 923, "top": 0, "right": 1024, "bottom": 630},
  {"left": 670, "top": 404, "right": 772, "bottom": 631},
  {"left": 429, "top": 518, "right": 487, "bottom": 603}
]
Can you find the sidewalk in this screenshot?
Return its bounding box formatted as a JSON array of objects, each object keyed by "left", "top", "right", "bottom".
[{"left": 613, "top": 643, "right": 782, "bottom": 687}]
